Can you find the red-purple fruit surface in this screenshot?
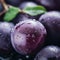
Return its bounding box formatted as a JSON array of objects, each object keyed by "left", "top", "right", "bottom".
[{"left": 11, "top": 20, "right": 47, "bottom": 55}]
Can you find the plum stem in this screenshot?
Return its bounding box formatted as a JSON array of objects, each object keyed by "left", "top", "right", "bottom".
[
  {"left": 1, "top": 0, "right": 8, "bottom": 11},
  {"left": 0, "top": 10, "right": 6, "bottom": 16},
  {"left": 9, "top": 5, "right": 25, "bottom": 14},
  {"left": 0, "top": 0, "right": 8, "bottom": 16},
  {"left": 0, "top": 0, "right": 26, "bottom": 16}
]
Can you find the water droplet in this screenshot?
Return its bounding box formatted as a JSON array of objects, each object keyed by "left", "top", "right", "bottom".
[
  {"left": 33, "top": 19, "right": 36, "bottom": 21},
  {"left": 18, "top": 59, "right": 22, "bottom": 60},
  {"left": 26, "top": 55, "right": 29, "bottom": 59},
  {"left": 32, "top": 34, "right": 35, "bottom": 38},
  {"left": 35, "top": 31, "right": 37, "bottom": 33},
  {"left": 53, "top": 21, "right": 55, "bottom": 24},
  {"left": 33, "top": 39, "right": 35, "bottom": 42},
  {"left": 14, "top": 32, "right": 26, "bottom": 46},
  {"left": 27, "top": 34, "right": 30, "bottom": 37}
]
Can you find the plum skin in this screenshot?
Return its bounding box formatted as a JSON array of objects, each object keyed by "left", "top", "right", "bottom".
[
  {"left": 0, "top": 22, "right": 14, "bottom": 56},
  {"left": 12, "top": 12, "right": 42, "bottom": 25},
  {"left": 5, "top": 0, "right": 22, "bottom": 6},
  {"left": 19, "top": 1, "right": 37, "bottom": 9},
  {"left": 35, "top": 0, "right": 60, "bottom": 10},
  {"left": 39, "top": 11, "right": 60, "bottom": 45},
  {"left": 12, "top": 13, "right": 41, "bottom": 25},
  {"left": 34, "top": 46, "right": 60, "bottom": 60},
  {"left": 12, "top": 13, "right": 30, "bottom": 24},
  {"left": 11, "top": 20, "right": 47, "bottom": 55}
]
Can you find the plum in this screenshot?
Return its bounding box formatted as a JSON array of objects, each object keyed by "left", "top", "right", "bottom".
[
  {"left": 34, "top": 46, "right": 60, "bottom": 60},
  {"left": 12, "top": 11, "right": 42, "bottom": 25},
  {"left": 12, "top": 13, "right": 30, "bottom": 24},
  {"left": 5, "top": 0, "right": 22, "bottom": 6},
  {"left": 18, "top": 1, "right": 41, "bottom": 20},
  {"left": 12, "top": 13, "right": 41, "bottom": 24},
  {"left": 35, "top": 0, "right": 60, "bottom": 11},
  {"left": 12, "top": 2, "right": 40, "bottom": 24},
  {"left": 19, "top": 1, "right": 37, "bottom": 9},
  {"left": 0, "top": 22, "right": 14, "bottom": 56},
  {"left": 39, "top": 11, "right": 60, "bottom": 46},
  {"left": 11, "top": 20, "right": 47, "bottom": 55}
]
